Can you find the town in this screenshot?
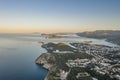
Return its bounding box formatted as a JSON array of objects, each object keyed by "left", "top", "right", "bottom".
[
  {"left": 66, "top": 42, "right": 120, "bottom": 80},
  {"left": 38, "top": 42, "right": 120, "bottom": 80}
]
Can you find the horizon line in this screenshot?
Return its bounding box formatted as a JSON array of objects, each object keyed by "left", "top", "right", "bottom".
[{"left": 0, "top": 29, "right": 120, "bottom": 34}]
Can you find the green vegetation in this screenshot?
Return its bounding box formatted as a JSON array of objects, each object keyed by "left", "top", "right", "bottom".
[
  {"left": 42, "top": 42, "right": 76, "bottom": 52},
  {"left": 86, "top": 68, "right": 112, "bottom": 80},
  {"left": 78, "top": 76, "right": 93, "bottom": 80},
  {"left": 47, "top": 53, "right": 93, "bottom": 71},
  {"left": 42, "top": 52, "right": 93, "bottom": 80},
  {"left": 57, "top": 43, "right": 68, "bottom": 46},
  {"left": 41, "top": 42, "right": 93, "bottom": 71},
  {"left": 67, "top": 67, "right": 93, "bottom": 80},
  {"left": 38, "top": 42, "right": 94, "bottom": 80}
]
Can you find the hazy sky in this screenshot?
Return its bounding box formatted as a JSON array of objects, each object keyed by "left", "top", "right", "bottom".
[{"left": 0, "top": 0, "right": 120, "bottom": 33}]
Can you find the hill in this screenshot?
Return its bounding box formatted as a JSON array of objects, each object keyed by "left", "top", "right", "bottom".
[{"left": 77, "top": 30, "right": 120, "bottom": 45}]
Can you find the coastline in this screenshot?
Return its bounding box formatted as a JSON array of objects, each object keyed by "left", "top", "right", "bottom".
[
  {"left": 35, "top": 52, "right": 60, "bottom": 80},
  {"left": 35, "top": 33, "right": 120, "bottom": 80},
  {"left": 35, "top": 42, "right": 93, "bottom": 80},
  {"left": 35, "top": 53, "right": 50, "bottom": 80},
  {"left": 35, "top": 53, "right": 62, "bottom": 80}
]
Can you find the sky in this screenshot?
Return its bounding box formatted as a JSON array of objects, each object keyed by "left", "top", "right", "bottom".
[{"left": 0, "top": 0, "right": 120, "bottom": 33}]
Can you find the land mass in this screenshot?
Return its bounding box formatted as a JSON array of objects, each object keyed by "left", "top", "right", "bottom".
[
  {"left": 35, "top": 43, "right": 93, "bottom": 80},
  {"left": 77, "top": 30, "right": 120, "bottom": 45},
  {"left": 35, "top": 30, "right": 120, "bottom": 80}
]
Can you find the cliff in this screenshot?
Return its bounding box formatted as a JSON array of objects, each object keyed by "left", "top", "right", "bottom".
[
  {"left": 35, "top": 42, "right": 93, "bottom": 80},
  {"left": 36, "top": 53, "right": 60, "bottom": 80},
  {"left": 35, "top": 52, "right": 93, "bottom": 80}
]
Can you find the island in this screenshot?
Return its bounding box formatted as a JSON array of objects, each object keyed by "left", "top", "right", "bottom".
[{"left": 42, "top": 34, "right": 67, "bottom": 39}]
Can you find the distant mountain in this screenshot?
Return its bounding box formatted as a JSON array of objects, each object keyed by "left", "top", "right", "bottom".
[
  {"left": 77, "top": 30, "right": 120, "bottom": 39},
  {"left": 77, "top": 30, "right": 120, "bottom": 45}
]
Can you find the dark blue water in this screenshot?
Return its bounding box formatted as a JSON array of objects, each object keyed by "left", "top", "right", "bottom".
[{"left": 0, "top": 37, "right": 48, "bottom": 80}]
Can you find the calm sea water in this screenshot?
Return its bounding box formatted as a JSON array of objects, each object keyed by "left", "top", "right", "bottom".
[
  {"left": 0, "top": 34, "right": 119, "bottom": 80},
  {"left": 0, "top": 34, "right": 48, "bottom": 80}
]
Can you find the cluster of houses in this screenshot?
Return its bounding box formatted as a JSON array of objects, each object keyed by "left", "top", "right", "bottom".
[
  {"left": 70, "top": 42, "right": 120, "bottom": 55},
  {"left": 43, "top": 42, "right": 120, "bottom": 80},
  {"left": 53, "top": 50, "right": 74, "bottom": 54},
  {"left": 76, "top": 72, "right": 90, "bottom": 79},
  {"left": 58, "top": 42, "right": 120, "bottom": 80},
  {"left": 60, "top": 70, "right": 69, "bottom": 80},
  {"left": 94, "top": 64, "right": 120, "bottom": 79},
  {"left": 68, "top": 42, "right": 120, "bottom": 80},
  {"left": 66, "top": 58, "right": 90, "bottom": 68}
]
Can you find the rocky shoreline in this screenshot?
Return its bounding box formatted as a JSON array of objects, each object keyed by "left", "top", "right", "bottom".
[
  {"left": 35, "top": 53, "right": 53, "bottom": 70},
  {"left": 35, "top": 52, "right": 64, "bottom": 80},
  {"left": 35, "top": 53, "right": 52, "bottom": 80},
  {"left": 35, "top": 42, "right": 93, "bottom": 80}
]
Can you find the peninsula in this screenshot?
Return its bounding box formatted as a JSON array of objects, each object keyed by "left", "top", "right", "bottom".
[
  {"left": 35, "top": 42, "right": 93, "bottom": 80},
  {"left": 35, "top": 42, "right": 120, "bottom": 80}
]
